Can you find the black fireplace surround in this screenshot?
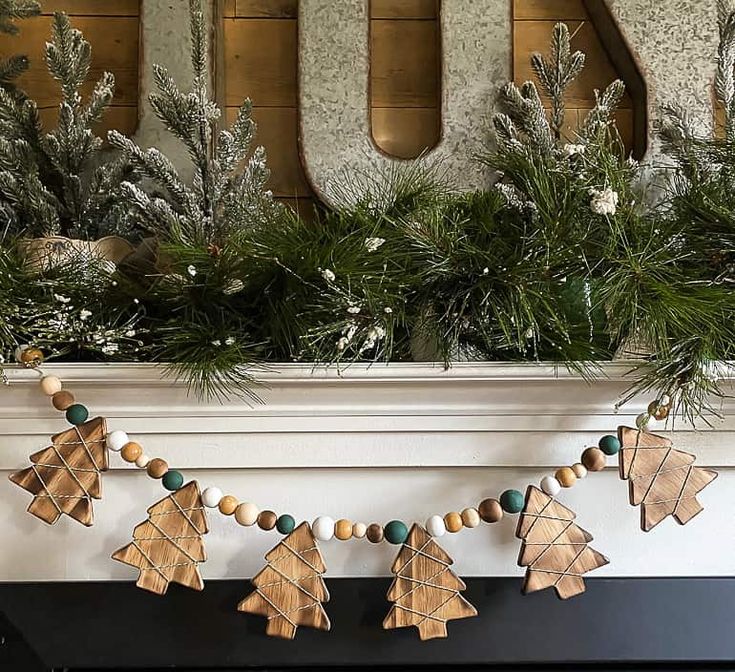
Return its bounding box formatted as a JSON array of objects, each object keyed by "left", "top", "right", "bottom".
[{"left": 2, "top": 578, "right": 734, "bottom": 670}]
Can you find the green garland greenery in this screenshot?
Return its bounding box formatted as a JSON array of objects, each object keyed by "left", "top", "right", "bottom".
[{"left": 1, "top": 1, "right": 734, "bottom": 424}]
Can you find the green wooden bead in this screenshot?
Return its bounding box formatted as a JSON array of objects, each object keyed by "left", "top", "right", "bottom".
[
  {"left": 384, "top": 520, "right": 408, "bottom": 545},
  {"left": 65, "top": 403, "right": 88, "bottom": 426},
  {"left": 276, "top": 514, "right": 296, "bottom": 535},
  {"left": 599, "top": 435, "right": 621, "bottom": 456},
  {"left": 162, "top": 470, "right": 184, "bottom": 491},
  {"left": 500, "top": 489, "right": 525, "bottom": 514}
]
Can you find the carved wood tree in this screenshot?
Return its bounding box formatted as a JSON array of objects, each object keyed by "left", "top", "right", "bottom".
[
  {"left": 9, "top": 417, "right": 108, "bottom": 526},
  {"left": 383, "top": 524, "right": 477, "bottom": 640},
  {"left": 618, "top": 426, "right": 718, "bottom": 531},
  {"left": 112, "top": 481, "right": 208, "bottom": 595},
  {"left": 516, "top": 486, "right": 608, "bottom": 599},
  {"left": 238, "top": 522, "right": 330, "bottom": 639}
]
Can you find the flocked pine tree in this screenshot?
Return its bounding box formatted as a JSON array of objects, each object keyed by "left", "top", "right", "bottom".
[
  {"left": 0, "top": 0, "right": 40, "bottom": 91},
  {"left": 109, "top": 0, "right": 283, "bottom": 400},
  {"left": 0, "top": 12, "right": 136, "bottom": 238},
  {"left": 109, "top": 0, "right": 280, "bottom": 248}
]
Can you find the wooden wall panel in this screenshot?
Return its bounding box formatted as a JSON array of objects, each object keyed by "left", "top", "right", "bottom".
[
  {"left": 0, "top": 0, "right": 140, "bottom": 136},
  {"left": 513, "top": 0, "right": 638, "bottom": 153}
]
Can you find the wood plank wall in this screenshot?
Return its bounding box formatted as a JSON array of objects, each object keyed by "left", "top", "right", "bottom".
[{"left": 0, "top": 0, "right": 140, "bottom": 136}]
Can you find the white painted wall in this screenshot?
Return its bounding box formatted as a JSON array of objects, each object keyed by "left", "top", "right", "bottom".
[{"left": 0, "top": 363, "right": 732, "bottom": 582}]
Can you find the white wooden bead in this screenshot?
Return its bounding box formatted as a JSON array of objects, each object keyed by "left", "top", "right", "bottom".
[
  {"left": 135, "top": 454, "right": 150, "bottom": 469},
  {"left": 107, "top": 430, "right": 130, "bottom": 452},
  {"left": 540, "top": 475, "right": 562, "bottom": 497},
  {"left": 13, "top": 345, "right": 28, "bottom": 362},
  {"left": 201, "top": 487, "right": 224, "bottom": 509},
  {"left": 40, "top": 375, "right": 62, "bottom": 396},
  {"left": 571, "top": 463, "right": 588, "bottom": 479},
  {"left": 425, "top": 515, "right": 446, "bottom": 538},
  {"left": 352, "top": 522, "right": 367, "bottom": 539},
  {"left": 461, "top": 507, "right": 481, "bottom": 529},
  {"left": 312, "top": 516, "right": 335, "bottom": 541},
  {"left": 235, "top": 502, "right": 259, "bottom": 526}
]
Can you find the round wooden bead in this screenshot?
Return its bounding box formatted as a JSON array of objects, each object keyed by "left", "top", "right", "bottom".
[
  {"left": 366, "top": 523, "right": 384, "bottom": 544},
  {"left": 444, "top": 512, "right": 463, "bottom": 533},
  {"left": 478, "top": 498, "right": 503, "bottom": 523},
  {"left": 425, "top": 514, "right": 446, "bottom": 537},
  {"left": 572, "top": 463, "right": 587, "bottom": 479},
  {"left": 52, "top": 390, "right": 75, "bottom": 411},
  {"left": 312, "top": 516, "right": 335, "bottom": 541},
  {"left": 555, "top": 467, "right": 577, "bottom": 488},
  {"left": 162, "top": 470, "right": 184, "bottom": 491},
  {"left": 107, "top": 430, "right": 130, "bottom": 452},
  {"left": 201, "top": 487, "right": 223, "bottom": 508},
  {"left": 257, "top": 510, "right": 277, "bottom": 531},
  {"left": 581, "top": 447, "right": 607, "bottom": 472},
  {"left": 146, "top": 458, "right": 169, "bottom": 479},
  {"left": 276, "top": 514, "right": 296, "bottom": 535},
  {"left": 461, "top": 508, "right": 481, "bottom": 529},
  {"left": 121, "top": 442, "right": 143, "bottom": 463},
  {"left": 40, "top": 375, "right": 62, "bottom": 396},
  {"left": 218, "top": 495, "right": 239, "bottom": 516},
  {"left": 13, "top": 345, "right": 28, "bottom": 362},
  {"left": 235, "top": 502, "right": 259, "bottom": 526},
  {"left": 335, "top": 519, "right": 353, "bottom": 541},
  {"left": 500, "top": 489, "right": 525, "bottom": 514},
  {"left": 352, "top": 522, "right": 367, "bottom": 539},
  {"left": 598, "top": 434, "right": 621, "bottom": 456},
  {"left": 65, "top": 404, "right": 89, "bottom": 426},
  {"left": 540, "top": 475, "right": 561, "bottom": 497},
  {"left": 384, "top": 520, "right": 409, "bottom": 545},
  {"left": 135, "top": 454, "right": 150, "bottom": 469},
  {"left": 20, "top": 347, "right": 43, "bottom": 367}
]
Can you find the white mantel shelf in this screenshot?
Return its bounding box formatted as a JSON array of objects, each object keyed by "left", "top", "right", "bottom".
[{"left": 1, "top": 362, "right": 733, "bottom": 581}]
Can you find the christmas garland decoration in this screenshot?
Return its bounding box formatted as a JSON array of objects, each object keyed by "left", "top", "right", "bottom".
[
  {"left": 8, "top": 351, "right": 719, "bottom": 641},
  {"left": 1, "top": 1, "right": 734, "bottom": 425}
]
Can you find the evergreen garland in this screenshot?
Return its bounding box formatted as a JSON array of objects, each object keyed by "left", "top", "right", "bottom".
[
  {"left": 0, "top": 0, "right": 39, "bottom": 91},
  {"left": 2, "top": 3, "right": 734, "bottom": 423}
]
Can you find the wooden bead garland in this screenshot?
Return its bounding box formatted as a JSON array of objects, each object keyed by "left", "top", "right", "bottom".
[
  {"left": 335, "top": 519, "right": 353, "bottom": 540},
  {"left": 444, "top": 511, "right": 463, "bottom": 533},
  {"left": 555, "top": 467, "right": 577, "bottom": 488},
  {"left": 235, "top": 502, "right": 259, "bottom": 526},
  {"left": 352, "top": 522, "right": 367, "bottom": 539},
  {"left": 461, "top": 508, "right": 480, "bottom": 529},
  {"left": 366, "top": 523, "right": 384, "bottom": 544},
  {"left": 121, "top": 442, "right": 143, "bottom": 463},
  {"left": 52, "top": 390, "right": 75, "bottom": 411},
  {"left": 257, "top": 510, "right": 277, "bottom": 531},
  {"left": 40, "top": 375, "right": 62, "bottom": 396}
]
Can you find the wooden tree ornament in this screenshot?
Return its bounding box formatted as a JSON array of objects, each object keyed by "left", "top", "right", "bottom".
[
  {"left": 618, "top": 426, "right": 718, "bottom": 532},
  {"left": 112, "top": 481, "right": 208, "bottom": 595},
  {"left": 238, "top": 522, "right": 330, "bottom": 640},
  {"left": 9, "top": 417, "right": 108, "bottom": 526},
  {"left": 383, "top": 524, "right": 477, "bottom": 640},
  {"left": 516, "top": 486, "right": 608, "bottom": 599}
]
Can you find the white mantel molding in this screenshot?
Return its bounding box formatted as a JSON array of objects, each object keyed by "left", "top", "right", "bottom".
[{"left": 1, "top": 362, "right": 733, "bottom": 580}]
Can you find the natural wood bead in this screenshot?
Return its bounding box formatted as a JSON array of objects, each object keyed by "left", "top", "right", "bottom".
[
  {"left": 352, "top": 522, "right": 367, "bottom": 539},
  {"left": 335, "top": 519, "right": 353, "bottom": 541},
  {"left": 218, "top": 495, "right": 239, "bottom": 516},
  {"left": 52, "top": 390, "right": 75, "bottom": 411},
  {"left": 146, "top": 458, "right": 168, "bottom": 479},
  {"left": 121, "top": 442, "right": 143, "bottom": 463},
  {"left": 40, "top": 375, "right": 62, "bottom": 396},
  {"left": 555, "top": 467, "right": 578, "bottom": 488},
  {"left": 257, "top": 510, "right": 277, "bottom": 530},
  {"left": 444, "top": 511, "right": 463, "bottom": 533},
  {"left": 135, "top": 454, "right": 150, "bottom": 469},
  {"left": 461, "top": 508, "right": 481, "bottom": 529},
  {"left": 572, "top": 463, "right": 588, "bottom": 479},
  {"left": 478, "top": 498, "right": 503, "bottom": 523},
  {"left": 582, "top": 447, "right": 607, "bottom": 472},
  {"left": 366, "top": 523, "right": 384, "bottom": 544},
  {"left": 235, "top": 502, "right": 259, "bottom": 526}
]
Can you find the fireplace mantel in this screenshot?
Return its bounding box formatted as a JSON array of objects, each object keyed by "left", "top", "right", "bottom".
[{"left": 1, "top": 362, "right": 733, "bottom": 583}]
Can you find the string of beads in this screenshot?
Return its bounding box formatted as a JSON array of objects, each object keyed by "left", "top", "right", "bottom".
[{"left": 24, "top": 349, "right": 670, "bottom": 546}]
